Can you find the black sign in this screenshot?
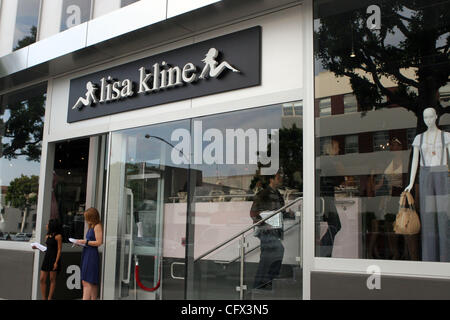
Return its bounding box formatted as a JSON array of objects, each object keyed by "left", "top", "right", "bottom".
[{"left": 67, "top": 26, "right": 261, "bottom": 123}]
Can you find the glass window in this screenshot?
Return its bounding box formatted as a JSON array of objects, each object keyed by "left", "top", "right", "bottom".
[
  {"left": 294, "top": 101, "right": 303, "bottom": 116},
  {"left": 0, "top": 83, "right": 47, "bottom": 242},
  {"left": 13, "top": 0, "right": 41, "bottom": 51},
  {"left": 314, "top": 0, "right": 450, "bottom": 262},
  {"left": 343, "top": 94, "right": 358, "bottom": 114},
  {"left": 344, "top": 135, "right": 358, "bottom": 154},
  {"left": 282, "top": 103, "right": 294, "bottom": 116},
  {"left": 406, "top": 128, "right": 417, "bottom": 149},
  {"left": 103, "top": 103, "right": 303, "bottom": 300},
  {"left": 320, "top": 137, "right": 332, "bottom": 156},
  {"left": 190, "top": 103, "right": 303, "bottom": 298},
  {"left": 440, "top": 83, "right": 450, "bottom": 108},
  {"left": 60, "top": 0, "right": 92, "bottom": 32},
  {"left": 372, "top": 131, "right": 390, "bottom": 152},
  {"left": 319, "top": 97, "right": 331, "bottom": 116},
  {"left": 121, "top": 0, "right": 140, "bottom": 7}
]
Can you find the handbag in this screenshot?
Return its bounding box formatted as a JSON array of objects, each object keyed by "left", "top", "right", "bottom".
[{"left": 393, "top": 191, "right": 421, "bottom": 235}]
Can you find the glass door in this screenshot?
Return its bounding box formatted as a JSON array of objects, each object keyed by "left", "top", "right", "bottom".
[{"left": 102, "top": 120, "right": 190, "bottom": 300}]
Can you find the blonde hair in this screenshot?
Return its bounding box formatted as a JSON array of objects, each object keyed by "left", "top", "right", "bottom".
[{"left": 84, "top": 207, "right": 100, "bottom": 228}]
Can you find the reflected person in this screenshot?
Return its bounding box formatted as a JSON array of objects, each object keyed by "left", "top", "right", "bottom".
[
  {"left": 318, "top": 139, "right": 343, "bottom": 257},
  {"left": 250, "top": 172, "right": 293, "bottom": 290}
]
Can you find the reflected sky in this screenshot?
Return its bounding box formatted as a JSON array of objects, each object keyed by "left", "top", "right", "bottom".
[
  {"left": 13, "top": 0, "right": 40, "bottom": 50},
  {"left": 111, "top": 104, "right": 298, "bottom": 179}
]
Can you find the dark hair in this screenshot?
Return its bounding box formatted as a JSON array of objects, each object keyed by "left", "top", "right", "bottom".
[{"left": 47, "top": 219, "right": 62, "bottom": 235}]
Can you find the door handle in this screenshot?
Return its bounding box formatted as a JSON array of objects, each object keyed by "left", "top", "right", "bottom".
[
  {"left": 123, "top": 188, "right": 134, "bottom": 285},
  {"left": 170, "top": 262, "right": 185, "bottom": 280}
]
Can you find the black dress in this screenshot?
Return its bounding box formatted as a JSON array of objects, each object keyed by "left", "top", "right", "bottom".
[{"left": 41, "top": 234, "right": 61, "bottom": 273}]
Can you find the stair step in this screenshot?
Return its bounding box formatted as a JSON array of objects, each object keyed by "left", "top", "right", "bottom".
[{"left": 272, "top": 279, "right": 302, "bottom": 298}]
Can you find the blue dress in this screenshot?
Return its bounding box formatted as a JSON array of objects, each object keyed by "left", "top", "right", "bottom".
[{"left": 81, "top": 228, "right": 99, "bottom": 285}]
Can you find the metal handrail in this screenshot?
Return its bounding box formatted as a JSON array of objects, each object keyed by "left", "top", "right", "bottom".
[
  {"left": 193, "top": 196, "right": 302, "bottom": 263},
  {"left": 215, "top": 220, "right": 301, "bottom": 265}
]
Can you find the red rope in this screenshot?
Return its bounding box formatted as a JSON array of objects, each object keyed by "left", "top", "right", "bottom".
[{"left": 134, "top": 256, "right": 161, "bottom": 292}]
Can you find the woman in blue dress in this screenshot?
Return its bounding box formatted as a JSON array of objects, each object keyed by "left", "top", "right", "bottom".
[{"left": 76, "top": 207, "right": 103, "bottom": 300}]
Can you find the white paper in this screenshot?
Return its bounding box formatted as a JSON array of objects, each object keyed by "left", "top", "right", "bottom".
[
  {"left": 69, "top": 238, "right": 86, "bottom": 247},
  {"left": 30, "top": 242, "right": 47, "bottom": 252},
  {"left": 260, "top": 210, "right": 283, "bottom": 229}
]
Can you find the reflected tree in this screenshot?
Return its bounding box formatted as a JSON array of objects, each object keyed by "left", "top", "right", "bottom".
[
  {"left": 253, "top": 125, "right": 303, "bottom": 192},
  {"left": 1, "top": 94, "right": 45, "bottom": 162},
  {"left": 14, "top": 26, "right": 37, "bottom": 51},
  {"left": 315, "top": 0, "right": 450, "bottom": 132},
  {"left": 5, "top": 174, "right": 39, "bottom": 233}
]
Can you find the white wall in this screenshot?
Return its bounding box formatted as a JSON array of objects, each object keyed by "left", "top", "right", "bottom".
[
  {"left": 38, "top": 0, "right": 62, "bottom": 40},
  {"left": 47, "top": 5, "right": 304, "bottom": 142},
  {"left": 0, "top": 0, "right": 18, "bottom": 57},
  {"left": 92, "top": 0, "right": 120, "bottom": 18}
]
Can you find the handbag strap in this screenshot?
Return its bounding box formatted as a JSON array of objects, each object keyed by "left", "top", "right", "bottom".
[
  {"left": 405, "top": 191, "right": 415, "bottom": 206},
  {"left": 399, "top": 191, "right": 415, "bottom": 205},
  {"left": 398, "top": 192, "right": 407, "bottom": 207}
]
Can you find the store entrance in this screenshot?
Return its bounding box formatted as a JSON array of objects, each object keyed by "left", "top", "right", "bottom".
[
  {"left": 102, "top": 121, "right": 190, "bottom": 300},
  {"left": 47, "top": 135, "right": 108, "bottom": 300}
]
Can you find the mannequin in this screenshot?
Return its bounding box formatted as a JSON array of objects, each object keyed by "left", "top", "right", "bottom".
[{"left": 405, "top": 107, "right": 450, "bottom": 262}]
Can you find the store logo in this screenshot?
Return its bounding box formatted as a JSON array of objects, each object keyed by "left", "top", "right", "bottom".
[
  {"left": 71, "top": 48, "right": 240, "bottom": 110},
  {"left": 169, "top": 120, "right": 279, "bottom": 175}
]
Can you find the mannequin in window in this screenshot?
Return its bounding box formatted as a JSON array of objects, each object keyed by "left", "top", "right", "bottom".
[{"left": 405, "top": 107, "right": 450, "bottom": 262}]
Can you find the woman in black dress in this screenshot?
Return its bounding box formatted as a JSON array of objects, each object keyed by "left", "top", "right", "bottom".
[{"left": 33, "top": 219, "right": 62, "bottom": 300}]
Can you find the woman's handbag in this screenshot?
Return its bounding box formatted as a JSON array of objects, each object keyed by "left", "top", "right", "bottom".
[{"left": 393, "top": 191, "right": 421, "bottom": 235}]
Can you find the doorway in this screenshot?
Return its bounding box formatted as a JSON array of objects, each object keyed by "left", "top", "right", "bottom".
[{"left": 42, "top": 135, "right": 108, "bottom": 300}]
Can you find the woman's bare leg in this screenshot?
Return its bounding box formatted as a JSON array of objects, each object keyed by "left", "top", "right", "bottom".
[
  {"left": 91, "top": 284, "right": 98, "bottom": 300},
  {"left": 82, "top": 280, "right": 91, "bottom": 300},
  {"left": 48, "top": 271, "right": 57, "bottom": 300},
  {"left": 40, "top": 271, "right": 48, "bottom": 300}
]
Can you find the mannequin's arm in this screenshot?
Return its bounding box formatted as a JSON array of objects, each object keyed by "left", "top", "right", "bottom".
[{"left": 405, "top": 146, "right": 419, "bottom": 192}]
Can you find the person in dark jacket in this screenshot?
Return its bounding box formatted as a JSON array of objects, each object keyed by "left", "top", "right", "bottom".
[{"left": 250, "top": 172, "right": 293, "bottom": 290}]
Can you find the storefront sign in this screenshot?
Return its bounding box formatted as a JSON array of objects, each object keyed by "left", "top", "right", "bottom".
[{"left": 67, "top": 26, "right": 261, "bottom": 123}]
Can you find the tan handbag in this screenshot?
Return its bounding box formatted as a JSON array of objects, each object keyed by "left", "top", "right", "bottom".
[{"left": 393, "top": 191, "right": 421, "bottom": 235}]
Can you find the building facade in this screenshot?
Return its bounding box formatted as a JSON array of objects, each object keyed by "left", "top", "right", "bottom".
[{"left": 0, "top": 0, "right": 449, "bottom": 300}]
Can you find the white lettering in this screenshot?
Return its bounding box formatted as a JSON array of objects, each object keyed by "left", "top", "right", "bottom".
[
  {"left": 366, "top": 265, "right": 381, "bottom": 290},
  {"left": 66, "top": 5, "right": 81, "bottom": 29},
  {"left": 182, "top": 63, "right": 197, "bottom": 83},
  {"left": 225, "top": 128, "right": 258, "bottom": 165},
  {"left": 167, "top": 66, "right": 183, "bottom": 88},
  {"left": 367, "top": 5, "right": 381, "bottom": 30},
  {"left": 181, "top": 304, "right": 215, "bottom": 318},
  {"left": 171, "top": 128, "right": 191, "bottom": 165},
  {"left": 203, "top": 128, "right": 224, "bottom": 165},
  {"left": 121, "top": 79, "right": 134, "bottom": 98},
  {"left": 138, "top": 67, "right": 152, "bottom": 93},
  {"left": 66, "top": 265, "right": 81, "bottom": 290},
  {"left": 72, "top": 48, "right": 241, "bottom": 111}
]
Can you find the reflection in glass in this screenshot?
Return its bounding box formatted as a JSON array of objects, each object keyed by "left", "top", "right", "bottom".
[
  {"left": 0, "top": 84, "right": 46, "bottom": 242},
  {"left": 189, "top": 103, "right": 303, "bottom": 300},
  {"left": 121, "top": 0, "right": 140, "bottom": 7},
  {"left": 13, "top": 0, "right": 41, "bottom": 51},
  {"left": 314, "top": 0, "right": 450, "bottom": 262},
  {"left": 104, "top": 120, "right": 190, "bottom": 300}
]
